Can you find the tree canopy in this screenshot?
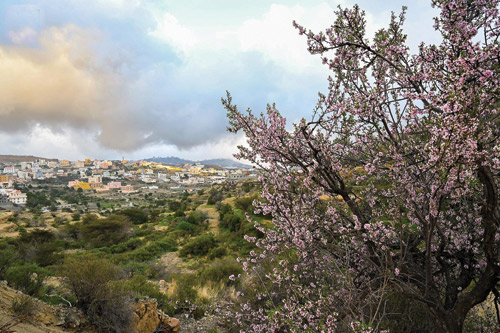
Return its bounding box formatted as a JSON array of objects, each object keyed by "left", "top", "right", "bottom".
[{"left": 223, "top": 0, "right": 500, "bottom": 332}]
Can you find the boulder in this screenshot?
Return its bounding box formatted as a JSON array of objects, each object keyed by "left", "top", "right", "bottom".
[
  {"left": 158, "top": 312, "right": 180, "bottom": 333},
  {"left": 131, "top": 298, "right": 180, "bottom": 333},
  {"left": 131, "top": 299, "right": 160, "bottom": 333}
]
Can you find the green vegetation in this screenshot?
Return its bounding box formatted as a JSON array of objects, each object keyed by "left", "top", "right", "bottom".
[
  {"left": 180, "top": 234, "right": 217, "bottom": 257},
  {"left": 0, "top": 181, "right": 266, "bottom": 329},
  {"left": 79, "top": 214, "right": 131, "bottom": 247},
  {"left": 128, "top": 236, "right": 176, "bottom": 261},
  {"left": 117, "top": 207, "right": 148, "bottom": 224},
  {"left": 201, "top": 258, "right": 242, "bottom": 286},
  {"left": 6, "top": 263, "right": 49, "bottom": 297},
  {"left": 63, "top": 257, "right": 132, "bottom": 331}
]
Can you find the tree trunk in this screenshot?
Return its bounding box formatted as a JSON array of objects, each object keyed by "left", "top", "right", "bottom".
[
  {"left": 444, "top": 315, "right": 463, "bottom": 333},
  {"left": 432, "top": 306, "right": 467, "bottom": 333}
]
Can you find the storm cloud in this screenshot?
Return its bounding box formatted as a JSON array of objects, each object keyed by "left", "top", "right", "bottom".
[{"left": 0, "top": 0, "right": 438, "bottom": 159}]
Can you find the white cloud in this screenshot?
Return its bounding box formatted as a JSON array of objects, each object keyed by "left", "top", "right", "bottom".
[
  {"left": 0, "top": 25, "right": 101, "bottom": 124},
  {"left": 237, "top": 3, "right": 337, "bottom": 70},
  {"left": 149, "top": 12, "right": 199, "bottom": 54},
  {"left": 0, "top": 1, "right": 440, "bottom": 161},
  {"left": 0, "top": 123, "right": 246, "bottom": 161},
  {"left": 0, "top": 125, "right": 86, "bottom": 160},
  {"left": 7, "top": 27, "right": 39, "bottom": 45},
  {"left": 148, "top": 2, "right": 341, "bottom": 70},
  {"left": 129, "top": 133, "right": 246, "bottom": 161}
]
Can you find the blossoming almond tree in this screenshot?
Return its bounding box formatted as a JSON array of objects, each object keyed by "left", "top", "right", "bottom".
[{"left": 223, "top": 0, "right": 500, "bottom": 331}]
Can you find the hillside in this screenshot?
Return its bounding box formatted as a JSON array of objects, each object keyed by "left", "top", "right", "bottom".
[
  {"left": 0, "top": 181, "right": 264, "bottom": 332},
  {"left": 0, "top": 282, "right": 66, "bottom": 333},
  {"left": 0, "top": 155, "right": 47, "bottom": 164}
]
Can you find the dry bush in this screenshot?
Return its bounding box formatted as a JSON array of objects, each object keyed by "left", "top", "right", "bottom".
[
  {"left": 11, "top": 294, "right": 37, "bottom": 316},
  {"left": 63, "top": 256, "right": 132, "bottom": 332}
]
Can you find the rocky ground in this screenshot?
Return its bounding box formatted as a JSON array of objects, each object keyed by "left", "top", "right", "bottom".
[
  {"left": 0, "top": 282, "right": 180, "bottom": 333},
  {"left": 0, "top": 281, "right": 67, "bottom": 333},
  {"left": 178, "top": 314, "right": 222, "bottom": 332}
]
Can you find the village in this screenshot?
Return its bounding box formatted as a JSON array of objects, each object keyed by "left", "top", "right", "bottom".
[{"left": 0, "top": 157, "right": 256, "bottom": 212}]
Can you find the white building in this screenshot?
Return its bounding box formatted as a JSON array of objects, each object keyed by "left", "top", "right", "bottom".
[
  {"left": 17, "top": 171, "right": 29, "bottom": 179},
  {"left": 109, "top": 181, "right": 122, "bottom": 189},
  {"left": 88, "top": 175, "right": 102, "bottom": 184},
  {"left": 0, "top": 189, "right": 27, "bottom": 205},
  {"left": 3, "top": 166, "right": 15, "bottom": 174},
  {"left": 141, "top": 176, "right": 156, "bottom": 183},
  {"left": 20, "top": 162, "right": 31, "bottom": 170}
]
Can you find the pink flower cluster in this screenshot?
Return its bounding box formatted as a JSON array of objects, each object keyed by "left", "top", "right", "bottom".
[{"left": 222, "top": 0, "right": 500, "bottom": 331}]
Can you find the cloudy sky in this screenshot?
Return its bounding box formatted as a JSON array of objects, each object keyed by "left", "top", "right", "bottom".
[{"left": 0, "top": 0, "right": 440, "bottom": 161}]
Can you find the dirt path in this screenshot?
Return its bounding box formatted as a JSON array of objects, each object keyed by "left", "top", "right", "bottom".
[
  {"left": 0, "top": 211, "right": 13, "bottom": 221},
  {"left": 0, "top": 211, "right": 18, "bottom": 238},
  {"left": 158, "top": 252, "right": 194, "bottom": 275},
  {"left": 196, "top": 205, "right": 219, "bottom": 235}
]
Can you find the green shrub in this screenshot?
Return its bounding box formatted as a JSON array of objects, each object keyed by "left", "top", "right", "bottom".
[
  {"left": 109, "top": 238, "right": 143, "bottom": 254},
  {"left": 220, "top": 213, "right": 242, "bottom": 232},
  {"left": 19, "top": 229, "right": 55, "bottom": 244},
  {"left": 241, "top": 182, "right": 253, "bottom": 193},
  {"left": 174, "top": 208, "right": 186, "bottom": 217},
  {"left": 82, "top": 214, "right": 99, "bottom": 224},
  {"left": 0, "top": 247, "right": 15, "bottom": 279},
  {"left": 176, "top": 221, "right": 195, "bottom": 234},
  {"left": 170, "top": 274, "right": 207, "bottom": 319},
  {"left": 201, "top": 258, "right": 242, "bottom": 285},
  {"left": 186, "top": 211, "right": 207, "bottom": 225},
  {"left": 135, "top": 225, "right": 155, "bottom": 237},
  {"left": 6, "top": 263, "right": 49, "bottom": 297},
  {"left": 131, "top": 237, "right": 176, "bottom": 261},
  {"left": 171, "top": 274, "right": 198, "bottom": 303},
  {"left": 207, "top": 188, "right": 223, "bottom": 205},
  {"left": 122, "top": 275, "right": 173, "bottom": 315},
  {"left": 117, "top": 208, "right": 148, "bottom": 224},
  {"left": 149, "top": 209, "right": 161, "bottom": 222},
  {"left": 63, "top": 223, "right": 80, "bottom": 240},
  {"left": 63, "top": 257, "right": 132, "bottom": 332},
  {"left": 179, "top": 234, "right": 216, "bottom": 257},
  {"left": 30, "top": 242, "right": 63, "bottom": 267},
  {"left": 234, "top": 195, "right": 255, "bottom": 212},
  {"left": 168, "top": 200, "right": 185, "bottom": 212},
  {"left": 208, "top": 246, "right": 227, "bottom": 260},
  {"left": 17, "top": 230, "right": 63, "bottom": 266},
  {"left": 53, "top": 216, "right": 68, "bottom": 226},
  {"left": 168, "top": 229, "right": 185, "bottom": 240},
  {"left": 80, "top": 214, "right": 131, "bottom": 248},
  {"left": 218, "top": 203, "right": 233, "bottom": 219}
]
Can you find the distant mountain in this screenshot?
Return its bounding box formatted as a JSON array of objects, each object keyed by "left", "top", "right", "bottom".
[
  {"left": 0, "top": 155, "right": 47, "bottom": 164},
  {"left": 200, "top": 159, "right": 252, "bottom": 169},
  {"left": 144, "top": 156, "right": 193, "bottom": 165},
  {"left": 143, "top": 156, "right": 252, "bottom": 169}
]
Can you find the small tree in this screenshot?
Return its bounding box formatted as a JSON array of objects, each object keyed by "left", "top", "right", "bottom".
[
  {"left": 117, "top": 207, "right": 148, "bottom": 224},
  {"left": 79, "top": 214, "right": 131, "bottom": 248},
  {"left": 224, "top": 0, "right": 500, "bottom": 331}
]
